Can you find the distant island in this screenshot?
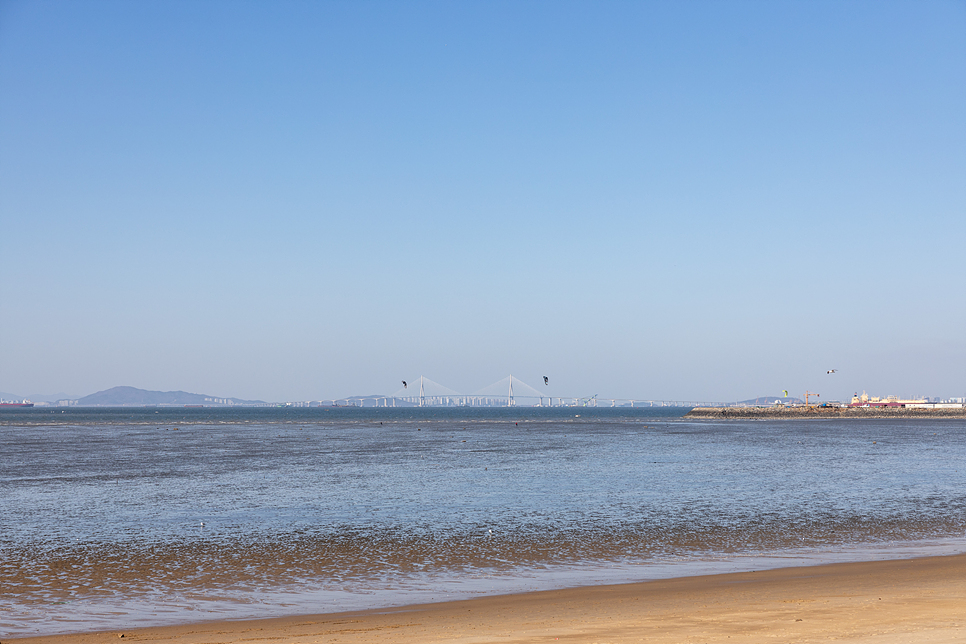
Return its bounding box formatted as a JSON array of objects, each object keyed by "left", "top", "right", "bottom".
[{"left": 20, "top": 386, "right": 266, "bottom": 407}]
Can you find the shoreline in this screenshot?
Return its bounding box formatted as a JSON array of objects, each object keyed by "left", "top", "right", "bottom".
[
  {"left": 10, "top": 553, "right": 966, "bottom": 644},
  {"left": 686, "top": 405, "right": 966, "bottom": 419}
]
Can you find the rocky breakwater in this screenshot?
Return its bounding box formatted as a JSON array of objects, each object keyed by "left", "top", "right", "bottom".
[{"left": 686, "top": 406, "right": 966, "bottom": 419}]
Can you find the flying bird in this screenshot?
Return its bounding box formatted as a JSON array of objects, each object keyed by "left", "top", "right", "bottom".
[
  {"left": 402, "top": 380, "right": 407, "bottom": 389},
  {"left": 827, "top": 369, "right": 837, "bottom": 374},
  {"left": 543, "top": 376, "right": 549, "bottom": 385}
]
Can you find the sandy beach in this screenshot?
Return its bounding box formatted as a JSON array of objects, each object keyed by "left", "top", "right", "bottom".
[{"left": 9, "top": 554, "right": 964, "bottom": 644}]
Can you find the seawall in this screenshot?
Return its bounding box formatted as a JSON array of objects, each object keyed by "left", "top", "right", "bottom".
[{"left": 685, "top": 406, "right": 966, "bottom": 419}]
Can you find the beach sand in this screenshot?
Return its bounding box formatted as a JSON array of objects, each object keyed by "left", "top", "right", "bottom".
[{"left": 9, "top": 554, "right": 965, "bottom": 644}]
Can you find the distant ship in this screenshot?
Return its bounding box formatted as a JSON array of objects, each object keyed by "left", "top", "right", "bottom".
[{"left": 0, "top": 401, "right": 35, "bottom": 407}]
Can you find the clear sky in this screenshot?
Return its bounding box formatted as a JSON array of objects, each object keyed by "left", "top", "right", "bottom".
[{"left": 1, "top": 0, "right": 964, "bottom": 403}]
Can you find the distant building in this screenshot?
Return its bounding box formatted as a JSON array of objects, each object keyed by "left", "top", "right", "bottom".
[{"left": 850, "top": 392, "right": 928, "bottom": 407}]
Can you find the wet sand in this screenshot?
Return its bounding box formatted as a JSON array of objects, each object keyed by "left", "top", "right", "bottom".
[{"left": 9, "top": 554, "right": 965, "bottom": 644}]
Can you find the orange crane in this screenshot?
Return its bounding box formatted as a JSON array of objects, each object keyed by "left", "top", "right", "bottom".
[{"left": 805, "top": 391, "right": 820, "bottom": 408}]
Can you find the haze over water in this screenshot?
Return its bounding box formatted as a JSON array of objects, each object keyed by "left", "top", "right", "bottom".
[{"left": 2, "top": 407, "right": 965, "bottom": 636}]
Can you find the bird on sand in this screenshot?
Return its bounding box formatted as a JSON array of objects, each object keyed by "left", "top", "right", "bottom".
[
  {"left": 402, "top": 380, "right": 407, "bottom": 388},
  {"left": 543, "top": 376, "right": 549, "bottom": 385}
]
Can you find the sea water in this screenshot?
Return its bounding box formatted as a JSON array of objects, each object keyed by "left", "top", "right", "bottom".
[{"left": 2, "top": 407, "right": 965, "bottom": 636}]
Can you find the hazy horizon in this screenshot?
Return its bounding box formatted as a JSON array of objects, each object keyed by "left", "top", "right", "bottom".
[
  {"left": 0, "top": 381, "right": 953, "bottom": 406},
  {"left": 2, "top": 1, "right": 964, "bottom": 402}
]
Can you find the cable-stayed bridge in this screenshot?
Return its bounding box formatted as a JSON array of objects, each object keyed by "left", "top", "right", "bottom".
[{"left": 309, "top": 375, "right": 731, "bottom": 408}]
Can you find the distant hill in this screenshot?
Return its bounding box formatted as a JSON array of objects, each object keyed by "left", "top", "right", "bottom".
[
  {"left": 738, "top": 396, "right": 804, "bottom": 406},
  {"left": 76, "top": 386, "right": 263, "bottom": 406}
]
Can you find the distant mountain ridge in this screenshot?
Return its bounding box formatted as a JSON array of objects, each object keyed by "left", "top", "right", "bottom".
[
  {"left": 738, "top": 396, "right": 804, "bottom": 405},
  {"left": 2, "top": 392, "right": 80, "bottom": 403},
  {"left": 0, "top": 392, "right": 34, "bottom": 403},
  {"left": 25, "top": 392, "right": 80, "bottom": 403},
  {"left": 76, "top": 386, "right": 263, "bottom": 406}
]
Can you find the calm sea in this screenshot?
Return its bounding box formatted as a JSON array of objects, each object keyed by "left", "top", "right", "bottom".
[{"left": 2, "top": 407, "right": 965, "bottom": 636}]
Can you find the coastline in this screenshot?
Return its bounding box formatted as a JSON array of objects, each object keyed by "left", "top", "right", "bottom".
[
  {"left": 9, "top": 553, "right": 966, "bottom": 644},
  {"left": 686, "top": 405, "right": 966, "bottom": 419}
]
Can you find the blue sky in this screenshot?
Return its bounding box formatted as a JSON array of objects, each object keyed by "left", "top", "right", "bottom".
[{"left": 1, "top": 0, "right": 964, "bottom": 402}]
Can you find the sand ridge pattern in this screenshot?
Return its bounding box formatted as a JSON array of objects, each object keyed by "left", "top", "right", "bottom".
[
  {"left": 6, "top": 510, "right": 966, "bottom": 608},
  {"left": 8, "top": 554, "right": 966, "bottom": 644}
]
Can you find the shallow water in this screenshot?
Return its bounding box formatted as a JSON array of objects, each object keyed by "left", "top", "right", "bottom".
[{"left": 2, "top": 407, "right": 965, "bottom": 636}]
